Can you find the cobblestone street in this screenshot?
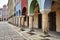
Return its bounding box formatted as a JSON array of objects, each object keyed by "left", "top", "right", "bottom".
[
  {"left": 0, "top": 22, "right": 60, "bottom": 40},
  {"left": 0, "top": 22, "right": 25, "bottom": 40}
]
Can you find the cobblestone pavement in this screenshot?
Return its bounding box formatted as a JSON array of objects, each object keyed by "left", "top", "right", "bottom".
[
  {"left": 0, "top": 22, "right": 60, "bottom": 40},
  {"left": 8, "top": 23, "right": 60, "bottom": 40},
  {"left": 0, "top": 22, "right": 25, "bottom": 40}
]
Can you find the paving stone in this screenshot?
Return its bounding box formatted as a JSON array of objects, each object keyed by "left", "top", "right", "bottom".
[{"left": 0, "top": 22, "right": 24, "bottom": 40}]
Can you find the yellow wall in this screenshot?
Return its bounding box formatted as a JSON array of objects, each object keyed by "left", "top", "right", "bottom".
[
  {"left": 51, "top": 1, "right": 60, "bottom": 32},
  {"left": 34, "top": 13, "right": 38, "bottom": 28},
  {"left": 56, "top": 10, "right": 60, "bottom": 32}
]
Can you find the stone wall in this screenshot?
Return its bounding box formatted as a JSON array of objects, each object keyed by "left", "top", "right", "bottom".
[
  {"left": 34, "top": 13, "right": 38, "bottom": 28},
  {"left": 56, "top": 10, "right": 60, "bottom": 32}
]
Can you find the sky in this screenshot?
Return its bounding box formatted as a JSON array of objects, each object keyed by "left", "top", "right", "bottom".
[{"left": 0, "top": 0, "right": 8, "bottom": 8}]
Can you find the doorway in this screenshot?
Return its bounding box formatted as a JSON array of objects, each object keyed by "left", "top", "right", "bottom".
[
  {"left": 38, "top": 14, "right": 42, "bottom": 29},
  {"left": 22, "top": 7, "right": 26, "bottom": 21},
  {"left": 48, "top": 12, "right": 56, "bottom": 31}
]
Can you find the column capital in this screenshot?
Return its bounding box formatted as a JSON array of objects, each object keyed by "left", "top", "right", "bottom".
[{"left": 40, "top": 9, "right": 51, "bottom": 14}]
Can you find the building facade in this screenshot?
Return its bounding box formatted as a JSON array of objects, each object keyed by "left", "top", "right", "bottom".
[
  {"left": 0, "top": 8, "right": 3, "bottom": 21},
  {"left": 21, "top": 0, "right": 28, "bottom": 27},
  {"left": 2, "top": 5, "right": 8, "bottom": 21},
  {"left": 8, "top": 0, "right": 60, "bottom": 33},
  {"left": 16, "top": 0, "right": 21, "bottom": 26},
  {"left": 8, "top": 0, "right": 16, "bottom": 24}
]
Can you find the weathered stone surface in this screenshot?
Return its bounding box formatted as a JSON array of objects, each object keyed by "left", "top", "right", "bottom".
[{"left": 0, "top": 22, "right": 24, "bottom": 40}]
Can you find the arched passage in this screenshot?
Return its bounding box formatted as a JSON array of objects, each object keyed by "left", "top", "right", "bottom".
[
  {"left": 48, "top": 12, "right": 56, "bottom": 31},
  {"left": 30, "top": 0, "right": 42, "bottom": 29},
  {"left": 22, "top": 7, "right": 27, "bottom": 21},
  {"left": 22, "top": 7, "right": 26, "bottom": 15},
  {"left": 30, "top": 0, "right": 40, "bottom": 14}
]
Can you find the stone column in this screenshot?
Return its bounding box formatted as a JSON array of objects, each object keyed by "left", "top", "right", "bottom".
[
  {"left": 15, "top": 17, "right": 16, "bottom": 25},
  {"left": 16, "top": 17, "right": 17, "bottom": 25},
  {"left": 29, "top": 16, "right": 32, "bottom": 29},
  {"left": 34, "top": 13, "right": 38, "bottom": 28},
  {"left": 20, "top": 16, "right": 22, "bottom": 27},
  {"left": 14, "top": 17, "right": 15, "bottom": 25},
  {"left": 27, "top": 16, "right": 29, "bottom": 27},
  {"left": 42, "top": 13, "right": 49, "bottom": 34},
  {"left": 17, "top": 17, "right": 18, "bottom": 26},
  {"left": 25, "top": 16, "right": 28, "bottom": 27},
  {"left": 20, "top": 16, "right": 25, "bottom": 30},
  {"left": 22, "top": 16, "right": 24, "bottom": 27},
  {"left": 29, "top": 15, "right": 34, "bottom": 32},
  {"left": 18, "top": 17, "right": 20, "bottom": 27}
]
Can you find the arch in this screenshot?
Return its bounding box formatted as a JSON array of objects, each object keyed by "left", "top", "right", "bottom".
[
  {"left": 16, "top": 2, "right": 21, "bottom": 16},
  {"left": 44, "top": 0, "right": 52, "bottom": 9},
  {"left": 22, "top": 7, "right": 27, "bottom": 21},
  {"left": 22, "top": 7, "right": 27, "bottom": 15},
  {"left": 30, "top": 0, "right": 40, "bottom": 14},
  {"left": 22, "top": 7, "right": 26, "bottom": 15}
]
